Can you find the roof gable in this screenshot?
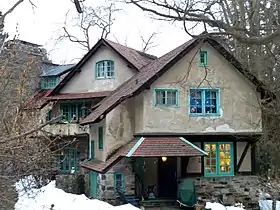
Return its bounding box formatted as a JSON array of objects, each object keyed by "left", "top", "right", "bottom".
[
  {"left": 50, "top": 39, "right": 156, "bottom": 95},
  {"left": 80, "top": 37, "right": 268, "bottom": 125}
]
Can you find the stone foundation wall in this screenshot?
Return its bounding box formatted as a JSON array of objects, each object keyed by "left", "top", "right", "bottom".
[
  {"left": 195, "top": 176, "right": 260, "bottom": 209},
  {"left": 55, "top": 174, "right": 87, "bottom": 195},
  {"left": 97, "top": 158, "right": 135, "bottom": 205}
]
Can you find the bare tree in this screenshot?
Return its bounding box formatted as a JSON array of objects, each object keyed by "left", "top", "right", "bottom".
[
  {"left": 140, "top": 32, "right": 158, "bottom": 53},
  {"left": 125, "top": 0, "right": 280, "bottom": 45},
  {"left": 58, "top": 2, "right": 120, "bottom": 51}
]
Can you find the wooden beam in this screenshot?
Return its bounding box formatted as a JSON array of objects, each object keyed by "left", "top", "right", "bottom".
[{"left": 237, "top": 142, "right": 250, "bottom": 172}]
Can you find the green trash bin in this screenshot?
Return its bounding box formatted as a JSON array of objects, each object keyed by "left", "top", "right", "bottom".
[{"left": 177, "top": 179, "right": 197, "bottom": 208}]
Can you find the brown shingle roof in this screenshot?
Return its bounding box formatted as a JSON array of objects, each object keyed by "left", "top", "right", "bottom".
[
  {"left": 104, "top": 39, "right": 156, "bottom": 70},
  {"left": 132, "top": 137, "right": 206, "bottom": 157},
  {"left": 80, "top": 137, "right": 206, "bottom": 173},
  {"left": 47, "top": 91, "right": 111, "bottom": 101},
  {"left": 80, "top": 38, "right": 199, "bottom": 125},
  {"left": 24, "top": 90, "right": 52, "bottom": 109},
  {"left": 80, "top": 139, "right": 137, "bottom": 173}
]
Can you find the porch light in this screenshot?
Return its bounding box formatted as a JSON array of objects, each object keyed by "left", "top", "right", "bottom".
[{"left": 162, "top": 156, "right": 167, "bottom": 162}]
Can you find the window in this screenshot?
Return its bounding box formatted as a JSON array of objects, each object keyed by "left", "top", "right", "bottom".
[
  {"left": 41, "top": 77, "right": 59, "bottom": 89},
  {"left": 114, "top": 173, "right": 124, "bottom": 192},
  {"left": 90, "top": 140, "right": 95, "bottom": 159},
  {"left": 154, "top": 89, "right": 179, "bottom": 107},
  {"left": 204, "top": 142, "right": 234, "bottom": 176},
  {"left": 199, "top": 51, "right": 208, "bottom": 66},
  {"left": 189, "top": 89, "right": 220, "bottom": 116},
  {"left": 46, "top": 110, "right": 53, "bottom": 121},
  {"left": 98, "top": 126, "right": 103, "bottom": 150},
  {"left": 59, "top": 147, "right": 80, "bottom": 173},
  {"left": 96, "top": 60, "right": 115, "bottom": 79},
  {"left": 60, "top": 102, "right": 91, "bottom": 122}
]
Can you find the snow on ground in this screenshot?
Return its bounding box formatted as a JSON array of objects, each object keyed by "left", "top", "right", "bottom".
[
  {"left": 259, "top": 200, "right": 280, "bottom": 210},
  {"left": 15, "top": 178, "right": 139, "bottom": 210},
  {"left": 205, "top": 202, "right": 245, "bottom": 210}
]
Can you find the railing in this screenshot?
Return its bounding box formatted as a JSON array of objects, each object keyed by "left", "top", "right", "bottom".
[{"left": 43, "top": 123, "right": 89, "bottom": 136}]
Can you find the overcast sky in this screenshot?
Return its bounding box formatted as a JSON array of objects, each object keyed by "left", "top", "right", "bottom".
[{"left": 1, "top": 0, "right": 196, "bottom": 64}]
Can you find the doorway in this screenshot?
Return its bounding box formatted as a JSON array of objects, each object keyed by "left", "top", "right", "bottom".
[{"left": 157, "top": 157, "right": 177, "bottom": 198}]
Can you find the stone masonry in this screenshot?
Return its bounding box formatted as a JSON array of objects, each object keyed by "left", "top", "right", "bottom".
[
  {"left": 97, "top": 158, "right": 135, "bottom": 205},
  {"left": 195, "top": 176, "right": 260, "bottom": 209}
]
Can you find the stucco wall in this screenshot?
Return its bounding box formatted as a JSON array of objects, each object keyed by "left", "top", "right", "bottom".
[
  {"left": 60, "top": 45, "right": 135, "bottom": 93},
  {"left": 134, "top": 43, "right": 262, "bottom": 134},
  {"left": 187, "top": 143, "right": 202, "bottom": 173}
]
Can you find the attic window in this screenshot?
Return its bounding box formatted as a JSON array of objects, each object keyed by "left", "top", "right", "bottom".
[
  {"left": 96, "top": 60, "right": 115, "bottom": 79},
  {"left": 199, "top": 51, "right": 208, "bottom": 67},
  {"left": 41, "top": 77, "right": 59, "bottom": 90}
]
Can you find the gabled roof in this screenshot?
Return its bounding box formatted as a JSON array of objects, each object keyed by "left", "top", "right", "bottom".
[
  {"left": 80, "top": 36, "right": 268, "bottom": 125},
  {"left": 81, "top": 137, "right": 206, "bottom": 173},
  {"left": 41, "top": 63, "right": 75, "bottom": 77},
  {"left": 50, "top": 38, "right": 157, "bottom": 95}
]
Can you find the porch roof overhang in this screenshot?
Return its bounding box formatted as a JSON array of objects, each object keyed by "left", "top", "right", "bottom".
[{"left": 80, "top": 137, "right": 207, "bottom": 173}]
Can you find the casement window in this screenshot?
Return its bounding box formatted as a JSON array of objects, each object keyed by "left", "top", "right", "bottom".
[
  {"left": 46, "top": 110, "right": 53, "bottom": 121},
  {"left": 189, "top": 88, "right": 220, "bottom": 116},
  {"left": 199, "top": 51, "right": 208, "bottom": 66},
  {"left": 59, "top": 147, "right": 80, "bottom": 173},
  {"left": 60, "top": 103, "right": 91, "bottom": 122},
  {"left": 114, "top": 172, "right": 124, "bottom": 192},
  {"left": 204, "top": 142, "right": 234, "bottom": 176},
  {"left": 154, "top": 89, "right": 179, "bottom": 107},
  {"left": 96, "top": 60, "right": 115, "bottom": 79},
  {"left": 90, "top": 140, "right": 95, "bottom": 159},
  {"left": 41, "top": 76, "right": 59, "bottom": 89},
  {"left": 98, "top": 126, "right": 103, "bottom": 150}
]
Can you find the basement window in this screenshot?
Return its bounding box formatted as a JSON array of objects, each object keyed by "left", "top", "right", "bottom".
[{"left": 204, "top": 142, "right": 234, "bottom": 177}]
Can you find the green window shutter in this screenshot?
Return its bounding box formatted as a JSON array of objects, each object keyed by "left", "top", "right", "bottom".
[
  {"left": 90, "top": 140, "right": 95, "bottom": 159},
  {"left": 98, "top": 126, "right": 103, "bottom": 150}
]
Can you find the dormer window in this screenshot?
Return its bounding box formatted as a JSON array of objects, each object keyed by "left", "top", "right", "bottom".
[
  {"left": 41, "top": 76, "right": 59, "bottom": 89},
  {"left": 96, "top": 60, "right": 115, "bottom": 79}
]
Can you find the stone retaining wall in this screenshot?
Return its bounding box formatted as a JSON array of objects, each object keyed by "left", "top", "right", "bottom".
[{"left": 195, "top": 176, "right": 260, "bottom": 209}]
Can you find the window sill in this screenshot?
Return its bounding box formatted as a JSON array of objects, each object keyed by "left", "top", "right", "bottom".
[
  {"left": 154, "top": 105, "right": 180, "bottom": 108},
  {"left": 189, "top": 113, "right": 221, "bottom": 117},
  {"left": 96, "top": 77, "right": 115, "bottom": 80},
  {"left": 199, "top": 64, "right": 209, "bottom": 67},
  {"left": 204, "top": 174, "right": 234, "bottom": 178}
]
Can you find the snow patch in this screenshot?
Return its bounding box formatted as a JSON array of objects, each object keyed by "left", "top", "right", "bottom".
[
  {"left": 15, "top": 178, "right": 139, "bottom": 210},
  {"left": 205, "top": 202, "right": 245, "bottom": 210},
  {"left": 204, "top": 124, "right": 235, "bottom": 133},
  {"left": 259, "top": 200, "right": 280, "bottom": 210}
]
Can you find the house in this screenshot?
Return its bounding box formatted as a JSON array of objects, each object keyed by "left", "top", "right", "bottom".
[{"left": 30, "top": 36, "right": 267, "bottom": 207}]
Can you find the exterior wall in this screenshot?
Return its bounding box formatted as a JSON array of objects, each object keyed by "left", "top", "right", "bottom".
[
  {"left": 135, "top": 43, "right": 262, "bottom": 134},
  {"left": 187, "top": 142, "right": 202, "bottom": 173},
  {"left": 60, "top": 46, "right": 135, "bottom": 93},
  {"left": 89, "top": 120, "right": 106, "bottom": 161},
  {"left": 236, "top": 142, "right": 252, "bottom": 172},
  {"left": 97, "top": 159, "right": 135, "bottom": 204},
  {"left": 195, "top": 176, "right": 260, "bottom": 209}
]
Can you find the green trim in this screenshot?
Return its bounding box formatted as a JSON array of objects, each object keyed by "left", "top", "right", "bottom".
[
  {"left": 188, "top": 88, "right": 220, "bottom": 117},
  {"left": 153, "top": 88, "right": 180, "bottom": 108},
  {"left": 95, "top": 60, "right": 115, "bottom": 79},
  {"left": 59, "top": 147, "right": 80, "bottom": 174},
  {"left": 46, "top": 110, "right": 53, "bottom": 121},
  {"left": 126, "top": 137, "right": 145, "bottom": 157},
  {"left": 204, "top": 142, "right": 234, "bottom": 177},
  {"left": 199, "top": 51, "right": 208, "bottom": 67},
  {"left": 98, "top": 126, "right": 104, "bottom": 150},
  {"left": 90, "top": 171, "right": 98, "bottom": 198},
  {"left": 114, "top": 172, "right": 125, "bottom": 192},
  {"left": 41, "top": 76, "right": 59, "bottom": 90},
  {"left": 179, "top": 137, "right": 208, "bottom": 155},
  {"left": 90, "top": 140, "right": 95, "bottom": 159},
  {"left": 60, "top": 102, "right": 91, "bottom": 122}
]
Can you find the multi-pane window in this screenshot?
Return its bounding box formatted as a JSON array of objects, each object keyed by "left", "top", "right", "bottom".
[
  {"left": 154, "top": 89, "right": 179, "bottom": 107},
  {"left": 199, "top": 51, "right": 208, "bottom": 66},
  {"left": 41, "top": 77, "right": 59, "bottom": 89},
  {"left": 114, "top": 173, "right": 124, "bottom": 192},
  {"left": 60, "top": 103, "right": 91, "bottom": 122},
  {"left": 189, "top": 89, "right": 220, "bottom": 116},
  {"left": 204, "top": 142, "right": 234, "bottom": 176},
  {"left": 59, "top": 147, "right": 80, "bottom": 174},
  {"left": 96, "top": 60, "right": 115, "bottom": 79}
]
